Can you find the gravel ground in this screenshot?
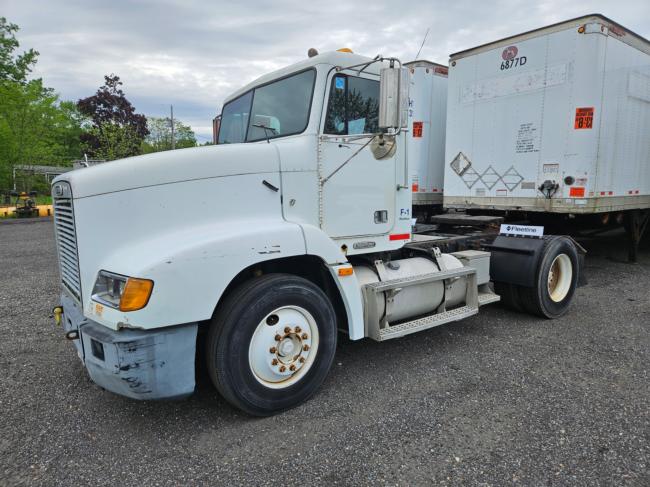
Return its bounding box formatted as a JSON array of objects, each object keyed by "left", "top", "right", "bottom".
[{"left": 0, "top": 220, "right": 648, "bottom": 486}]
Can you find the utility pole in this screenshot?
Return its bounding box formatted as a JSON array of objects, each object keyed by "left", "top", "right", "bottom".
[{"left": 170, "top": 105, "right": 175, "bottom": 150}]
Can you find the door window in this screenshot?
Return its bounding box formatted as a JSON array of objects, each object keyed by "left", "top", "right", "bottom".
[{"left": 325, "top": 75, "right": 379, "bottom": 135}]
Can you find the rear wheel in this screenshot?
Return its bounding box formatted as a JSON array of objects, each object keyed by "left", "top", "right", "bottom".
[
  {"left": 206, "top": 274, "right": 337, "bottom": 416},
  {"left": 519, "top": 237, "right": 579, "bottom": 318}
]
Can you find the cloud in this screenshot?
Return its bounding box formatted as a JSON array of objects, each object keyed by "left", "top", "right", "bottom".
[{"left": 5, "top": 0, "right": 650, "bottom": 141}]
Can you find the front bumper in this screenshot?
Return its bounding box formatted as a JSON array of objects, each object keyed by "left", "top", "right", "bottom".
[{"left": 60, "top": 293, "right": 197, "bottom": 400}]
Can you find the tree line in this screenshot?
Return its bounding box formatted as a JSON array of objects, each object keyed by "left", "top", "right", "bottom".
[{"left": 0, "top": 17, "right": 202, "bottom": 192}]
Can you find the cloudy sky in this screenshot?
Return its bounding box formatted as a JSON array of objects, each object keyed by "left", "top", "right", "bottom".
[{"left": 5, "top": 0, "right": 650, "bottom": 142}]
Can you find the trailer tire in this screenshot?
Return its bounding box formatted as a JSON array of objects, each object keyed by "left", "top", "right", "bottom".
[
  {"left": 518, "top": 237, "right": 579, "bottom": 319},
  {"left": 206, "top": 274, "right": 337, "bottom": 416}
]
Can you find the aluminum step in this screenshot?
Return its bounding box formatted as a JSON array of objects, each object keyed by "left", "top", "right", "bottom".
[
  {"left": 478, "top": 291, "right": 501, "bottom": 306},
  {"left": 377, "top": 305, "right": 479, "bottom": 341}
]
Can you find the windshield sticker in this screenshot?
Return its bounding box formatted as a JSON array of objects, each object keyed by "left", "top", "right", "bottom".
[{"left": 335, "top": 77, "right": 345, "bottom": 90}]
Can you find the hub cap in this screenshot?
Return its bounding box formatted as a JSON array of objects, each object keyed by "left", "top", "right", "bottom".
[
  {"left": 248, "top": 306, "right": 319, "bottom": 389},
  {"left": 547, "top": 253, "right": 572, "bottom": 302}
]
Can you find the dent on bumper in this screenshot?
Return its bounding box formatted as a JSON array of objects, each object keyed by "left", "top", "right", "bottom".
[{"left": 61, "top": 294, "right": 197, "bottom": 400}]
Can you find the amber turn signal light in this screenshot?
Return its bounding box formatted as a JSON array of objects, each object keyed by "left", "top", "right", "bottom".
[{"left": 119, "top": 278, "right": 154, "bottom": 312}]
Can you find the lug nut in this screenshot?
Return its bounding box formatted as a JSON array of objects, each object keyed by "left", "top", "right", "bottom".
[
  {"left": 274, "top": 334, "right": 282, "bottom": 341},
  {"left": 284, "top": 326, "right": 291, "bottom": 334},
  {"left": 295, "top": 326, "right": 302, "bottom": 333},
  {"left": 301, "top": 333, "right": 308, "bottom": 339},
  {"left": 289, "top": 364, "right": 296, "bottom": 371},
  {"left": 271, "top": 359, "right": 278, "bottom": 366},
  {"left": 299, "top": 357, "right": 306, "bottom": 363},
  {"left": 303, "top": 344, "right": 310, "bottom": 351},
  {"left": 269, "top": 347, "right": 277, "bottom": 354},
  {"left": 279, "top": 366, "right": 286, "bottom": 372}
]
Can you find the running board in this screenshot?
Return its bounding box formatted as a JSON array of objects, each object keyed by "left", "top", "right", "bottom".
[
  {"left": 368, "top": 290, "right": 500, "bottom": 342},
  {"left": 377, "top": 304, "right": 479, "bottom": 341}
]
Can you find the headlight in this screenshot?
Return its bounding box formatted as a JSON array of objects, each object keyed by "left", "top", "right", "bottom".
[{"left": 92, "top": 271, "right": 154, "bottom": 312}]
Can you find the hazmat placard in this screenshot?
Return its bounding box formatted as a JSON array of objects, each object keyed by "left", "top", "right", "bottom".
[{"left": 574, "top": 107, "right": 594, "bottom": 129}]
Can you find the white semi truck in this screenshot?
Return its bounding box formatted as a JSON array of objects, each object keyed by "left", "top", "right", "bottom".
[{"left": 53, "top": 47, "right": 587, "bottom": 415}]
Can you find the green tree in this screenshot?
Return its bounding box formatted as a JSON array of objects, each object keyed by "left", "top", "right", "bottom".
[
  {"left": 142, "top": 116, "right": 197, "bottom": 153},
  {"left": 0, "top": 18, "right": 86, "bottom": 189},
  {"left": 0, "top": 17, "right": 37, "bottom": 83}
]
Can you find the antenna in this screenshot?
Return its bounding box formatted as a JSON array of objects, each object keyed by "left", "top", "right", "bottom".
[{"left": 415, "top": 27, "right": 430, "bottom": 60}]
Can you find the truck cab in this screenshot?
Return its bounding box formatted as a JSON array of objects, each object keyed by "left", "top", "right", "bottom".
[{"left": 52, "top": 50, "right": 583, "bottom": 415}]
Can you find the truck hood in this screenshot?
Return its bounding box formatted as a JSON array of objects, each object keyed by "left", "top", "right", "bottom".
[{"left": 58, "top": 143, "right": 280, "bottom": 199}]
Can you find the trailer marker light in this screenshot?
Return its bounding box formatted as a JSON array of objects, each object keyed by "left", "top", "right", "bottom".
[
  {"left": 578, "top": 25, "right": 586, "bottom": 34},
  {"left": 338, "top": 267, "right": 354, "bottom": 276},
  {"left": 337, "top": 48, "right": 353, "bottom": 53},
  {"left": 119, "top": 278, "right": 154, "bottom": 312},
  {"left": 389, "top": 233, "right": 410, "bottom": 241}
]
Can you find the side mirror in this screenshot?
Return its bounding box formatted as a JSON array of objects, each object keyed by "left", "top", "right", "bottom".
[
  {"left": 213, "top": 115, "right": 222, "bottom": 145},
  {"left": 378, "top": 67, "right": 409, "bottom": 130}
]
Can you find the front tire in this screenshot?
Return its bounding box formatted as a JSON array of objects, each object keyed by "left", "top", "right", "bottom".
[{"left": 206, "top": 274, "right": 337, "bottom": 416}]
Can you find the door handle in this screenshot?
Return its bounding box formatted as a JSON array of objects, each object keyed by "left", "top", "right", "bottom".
[{"left": 262, "top": 180, "right": 279, "bottom": 192}]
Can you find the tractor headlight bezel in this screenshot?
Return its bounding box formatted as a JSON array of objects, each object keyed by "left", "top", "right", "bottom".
[{"left": 92, "top": 271, "right": 153, "bottom": 312}]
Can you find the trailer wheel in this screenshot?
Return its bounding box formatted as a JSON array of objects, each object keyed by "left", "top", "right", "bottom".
[
  {"left": 206, "top": 274, "right": 337, "bottom": 416},
  {"left": 519, "top": 237, "right": 579, "bottom": 319}
]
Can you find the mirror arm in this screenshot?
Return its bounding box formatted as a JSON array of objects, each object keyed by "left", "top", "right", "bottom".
[
  {"left": 320, "top": 137, "right": 375, "bottom": 185},
  {"left": 334, "top": 55, "right": 402, "bottom": 75}
]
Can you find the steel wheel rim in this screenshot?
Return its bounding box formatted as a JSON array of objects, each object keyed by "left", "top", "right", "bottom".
[
  {"left": 248, "top": 305, "right": 319, "bottom": 389},
  {"left": 547, "top": 253, "right": 572, "bottom": 302}
]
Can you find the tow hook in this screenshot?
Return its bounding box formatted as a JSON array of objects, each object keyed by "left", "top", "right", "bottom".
[
  {"left": 52, "top": 306, "right": 63, "bottom": 326},
  {"left": 65, "top": 330, "right": 79, "bottom": 341}
]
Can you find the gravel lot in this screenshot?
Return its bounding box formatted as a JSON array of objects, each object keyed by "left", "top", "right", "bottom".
[{"left": 0, "top": 219, "right": 648, "bottom": 486}]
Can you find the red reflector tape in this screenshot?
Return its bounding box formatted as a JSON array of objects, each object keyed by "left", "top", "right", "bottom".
[{"left": 389, "top": 233, "right": 410, "bottom": 241}]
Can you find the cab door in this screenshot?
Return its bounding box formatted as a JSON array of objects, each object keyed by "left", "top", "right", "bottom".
[{"left": 319, "top": 72, "right": 397, "bottom": 238}]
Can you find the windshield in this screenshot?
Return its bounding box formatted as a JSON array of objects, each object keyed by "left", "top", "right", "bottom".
[{"left": 218, "top": 68, "right": 316, "bottom": 144}]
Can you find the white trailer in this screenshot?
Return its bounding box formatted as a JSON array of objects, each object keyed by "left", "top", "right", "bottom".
[
  {"left": 405, "top": 60, "right": 448, "bottom": 211},
  {"left": 444, "top": 14, "right": 650, "bottom": 259},
  {"left": 52, "top": 49, "right": 585, "bottom": 416}
]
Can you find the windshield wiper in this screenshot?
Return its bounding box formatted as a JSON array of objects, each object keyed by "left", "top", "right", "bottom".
[{"left": 252, "top": 123, "right": 278, "bottom": 143}]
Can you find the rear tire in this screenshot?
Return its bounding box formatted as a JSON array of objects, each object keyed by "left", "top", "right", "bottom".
[
  {"left": 519, "top": 237, "right": 579, "bottom": 319},
  {"left": 206, "top": 274, "right": 337, "bottom": 416}
]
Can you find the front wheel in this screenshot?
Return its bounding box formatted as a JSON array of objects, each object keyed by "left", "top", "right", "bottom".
[{"left": 206, "top": 274, "right": 337, "bottom": 416}]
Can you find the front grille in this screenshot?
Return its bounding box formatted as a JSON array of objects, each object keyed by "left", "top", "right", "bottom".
[{"left": 53, "top": 183, "right": 82, "bottom": 302}]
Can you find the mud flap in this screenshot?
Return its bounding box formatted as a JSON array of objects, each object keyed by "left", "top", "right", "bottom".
[{"left": 487, "top": 235, "right": 586, "bottom": 288}]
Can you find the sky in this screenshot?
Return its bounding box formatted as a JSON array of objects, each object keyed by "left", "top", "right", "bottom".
[{"left": 4, "top": 0, "right": 650, "bottom": 142}]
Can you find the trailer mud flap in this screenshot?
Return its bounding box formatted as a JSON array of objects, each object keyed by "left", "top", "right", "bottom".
[{"left": 487, "top": 235, "right": 586, "bottom": 288}]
